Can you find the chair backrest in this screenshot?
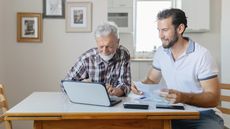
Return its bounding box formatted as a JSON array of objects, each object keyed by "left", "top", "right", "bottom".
[
  {"left": 0, "top": 84, "right": 12, "bottom": 129},
  {"left": 218, "top": 83, "right": 230, "bottom": 114}
]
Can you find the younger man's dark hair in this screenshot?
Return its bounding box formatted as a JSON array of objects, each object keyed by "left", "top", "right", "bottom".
[{"left": 157, "top": 8, "right": 187, "bottom": 34}]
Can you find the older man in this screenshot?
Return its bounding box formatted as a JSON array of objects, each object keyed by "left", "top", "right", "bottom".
[{"left": 63, "top": 22, "right": 131, "bottom": 97}]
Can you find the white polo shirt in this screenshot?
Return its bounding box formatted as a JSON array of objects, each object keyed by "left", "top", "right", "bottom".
[{"left": 153, "top": 38, "right": 219, "bottom": 93}]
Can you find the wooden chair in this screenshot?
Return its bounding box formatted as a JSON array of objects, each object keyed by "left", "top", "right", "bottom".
[
  {"left": 218, "top": 83, "right": 230, "bottom": 129},
  {"left": 0, "top": 84, "right": 12, "bottom": 129}
]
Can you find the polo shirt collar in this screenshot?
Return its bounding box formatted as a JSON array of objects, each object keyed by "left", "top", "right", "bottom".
[
  {"left": 163, "top": 37, "right": 195, "bottom": 55},
  {"left": 186, "top": 37, "right": 195, "bottom": 54}
]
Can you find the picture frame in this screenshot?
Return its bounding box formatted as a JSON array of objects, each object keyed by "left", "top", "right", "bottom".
[
  {"left": 17, "top": 13, "right": 42, "bottom": 43},
  {"left": 43, "top": 0, "right": 65, "bottom": 18},
  {"left": 66, "top": 2, "right": 92, "bottom": 32}
]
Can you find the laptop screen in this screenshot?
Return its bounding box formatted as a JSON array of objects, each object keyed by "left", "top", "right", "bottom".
[{"left": 62, "top": 80, "right": 122, "bottom": 106}]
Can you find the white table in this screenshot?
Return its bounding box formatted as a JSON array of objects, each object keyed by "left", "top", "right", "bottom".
[{"left": 5, "top": 92, "right": 199, "bottom": 129}]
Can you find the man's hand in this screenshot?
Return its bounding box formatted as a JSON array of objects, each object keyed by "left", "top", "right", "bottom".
[
  {"left": 131, "top": 82, "right": 144, "bottom": 95},
  {"left": 82, "top": 79, "right": 91, "bottom": 82},
  {"left": 106, "top": 84, "right": 124, "bottom": 97},
  {"left": 160, "top": 89, "right": 183, "bottom": 104}
]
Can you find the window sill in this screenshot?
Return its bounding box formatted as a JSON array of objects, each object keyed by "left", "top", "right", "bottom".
[{"left": 131, "top": 57, "right": 153, "bottom": 62}]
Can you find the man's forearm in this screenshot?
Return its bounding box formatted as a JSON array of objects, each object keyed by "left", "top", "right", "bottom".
[
  {"left": 141, "top": 76, "right": 158, "bottom": 84},
  {"left": 181, "top": 92, "right": 219, "bottom": 107}
]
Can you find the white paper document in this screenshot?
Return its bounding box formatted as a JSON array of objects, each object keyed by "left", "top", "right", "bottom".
[{"left": 132, "top": 81, "right": 169, "bottom": 104}]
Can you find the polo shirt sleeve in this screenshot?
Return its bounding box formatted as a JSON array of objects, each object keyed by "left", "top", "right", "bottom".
[{"left": 197, "top": 50, "right": 219, "bottom": 81}]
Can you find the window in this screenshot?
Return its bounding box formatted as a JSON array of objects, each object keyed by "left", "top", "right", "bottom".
[{"left": 135, "top": 0, "right": 171, "bottom": 58}]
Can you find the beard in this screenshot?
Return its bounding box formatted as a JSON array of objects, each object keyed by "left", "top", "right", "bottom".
[
  {"left": 99, "top": 52, "right": 115, "bottom": 62},
  {"left": 162, "top": 32, "right": 179, "bottom": 49}
]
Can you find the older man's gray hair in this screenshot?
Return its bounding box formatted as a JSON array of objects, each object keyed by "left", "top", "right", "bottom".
[{"left": 95, "top": 22, "right": 119, "bottom": 39}]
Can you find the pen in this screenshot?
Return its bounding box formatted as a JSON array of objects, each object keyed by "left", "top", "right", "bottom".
[{"left": 139, "top": 96, "right": 146, "bottom": 99}]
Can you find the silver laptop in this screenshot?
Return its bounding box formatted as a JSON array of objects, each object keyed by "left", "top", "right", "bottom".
[{"left": 62, "top": 80, "right": 122, "bottom": 107}]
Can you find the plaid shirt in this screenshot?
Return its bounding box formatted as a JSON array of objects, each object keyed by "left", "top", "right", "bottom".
[{"left": 64, "top": 45, "right": 131, "bottom": 95}]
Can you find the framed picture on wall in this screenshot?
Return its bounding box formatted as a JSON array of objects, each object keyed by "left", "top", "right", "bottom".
[
  {"left": 66, "top": 2, "right": 92, "bottom": 32},
  {"left": 43, "top": 0, "right": 65, "bottom": 18},
  {"left": 17, "top": 13, "right": 42, "bottom": 43}
]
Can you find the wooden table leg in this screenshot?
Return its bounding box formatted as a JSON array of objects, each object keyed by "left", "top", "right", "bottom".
[
  {"left": 163, "top": 120, "right": 172, "bottom": 129},
  {"left": 34, "top": 121, "right": 42, "bottom": 129}
]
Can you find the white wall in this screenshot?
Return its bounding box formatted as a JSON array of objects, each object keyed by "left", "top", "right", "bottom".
[
  {"left": 221, "top": 0, "right": 230, "bottom": 127},
  {"left": 2, "top": 0, "right": 107, "bottom": 129},
  {"left": 221, "top": 0, "right": 230, "bottom": 82},
  {"left": 0, "top": 0, "right": 4, "bottom": 82},
  {"left": 0, "top": 4, "right": 4, "bottom": 129}
]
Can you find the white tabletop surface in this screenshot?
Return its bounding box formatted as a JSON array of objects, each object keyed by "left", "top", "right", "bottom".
[{"left": 6, "top": 92, "right": 198, "bottom": 115}]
